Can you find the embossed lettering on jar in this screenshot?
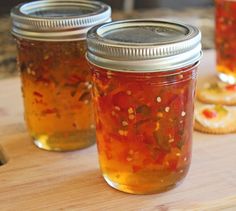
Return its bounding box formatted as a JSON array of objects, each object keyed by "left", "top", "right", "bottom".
[
  {"left": 87, "top": 20, "right": 202, "bottom": 194},
  {"left": 11, "top": 0, "right": 111, "bottom": 151}
]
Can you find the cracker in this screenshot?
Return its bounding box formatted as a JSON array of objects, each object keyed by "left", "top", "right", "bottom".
[
  {"left": 194, "top": 102, "right": 236, "bottom": 134},
  {"left": 197, "top": 82, "right": 236, "bottom": 106},
  {"left": 194, "top": 120, "right": 236, "bottom": 134}
]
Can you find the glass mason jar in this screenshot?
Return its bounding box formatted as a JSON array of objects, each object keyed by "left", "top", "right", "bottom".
[
  {"left": 11, "top": 0, "right": 111, "bottom": 151},
  {"left": 215, "top": 0, "right": 236, "bottom": 84},
  {"left": 87, "top": 20, "right": 202, "bottom": 194}
]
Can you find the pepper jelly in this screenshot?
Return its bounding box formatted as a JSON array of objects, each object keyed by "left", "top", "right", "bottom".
[
  {"left": 11, "top": 0, "right": 111, "bottom": 151},
  {"left": 87, "top": 20, "right": 202, "bottom": 194}
]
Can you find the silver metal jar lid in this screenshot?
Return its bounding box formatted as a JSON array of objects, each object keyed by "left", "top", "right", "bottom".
[
  {"left": 87, "top": 19, "right": 202, "bottom": 72},
  {"left": 11, "top": 0, "right": 111, "bottom": 41}
]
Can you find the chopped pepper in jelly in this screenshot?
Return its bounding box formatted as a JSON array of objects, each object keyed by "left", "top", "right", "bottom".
[
  {"left": 91, "top": 65, "right": 197, "bottom": 194},
  {"left": 215, "top": 0, "right": 236, "bottom": 82},
  {"left": 17, "top": 40, "right": 95, "bottom": 151}
]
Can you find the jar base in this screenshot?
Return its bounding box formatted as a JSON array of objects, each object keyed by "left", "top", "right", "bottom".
[
  {"left": 32, "top": 129, "right": 96, "bottom": 152},
  {"left": 218, "top": 72, "right": 236, "bottom": 84},
  {"left": 103, "top": 174, "right": 182, "bottom": 195}
]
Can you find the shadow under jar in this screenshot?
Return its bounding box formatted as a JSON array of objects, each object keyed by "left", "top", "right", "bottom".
[
  {"left": 87, "top": 20, "right": 202, "bottom": 194},
  {"left": 11, "top": 0, "right": 111, "bottom": 151}
]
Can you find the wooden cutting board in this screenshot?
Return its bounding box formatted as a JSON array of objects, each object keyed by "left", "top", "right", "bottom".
[{"left": 0, "top": 50, "right": 236, "bottom": 211}]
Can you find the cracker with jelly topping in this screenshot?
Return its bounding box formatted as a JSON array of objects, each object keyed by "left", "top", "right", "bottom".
[
  {"left": 197, "top": 82, "right": 236, "bottom": 106},
  {"left": 194, "top": 102, "right": 236, "bottom": 134}
]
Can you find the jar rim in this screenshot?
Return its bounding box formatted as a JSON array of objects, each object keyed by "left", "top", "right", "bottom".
[
  {"left": 87, "top": 19, "right": 202, "bottom": 72},
  {"left": 11, "top": 0, "right": 111, "bottom": 41}
]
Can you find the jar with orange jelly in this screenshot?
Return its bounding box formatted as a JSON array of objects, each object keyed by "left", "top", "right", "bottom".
[
  {"left": 215, "top": 0, "right": 236, "bottom": 84},
  {"left": 11, "top": 0, "right": 111, "bottom": 151},
  {"left": 87, "top": 20, "right": 202, "bottom": 194}
]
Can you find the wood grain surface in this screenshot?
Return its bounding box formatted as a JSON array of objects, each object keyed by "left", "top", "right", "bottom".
[{"left": 0, "top": 50, "right": 236, "bottom": 211}]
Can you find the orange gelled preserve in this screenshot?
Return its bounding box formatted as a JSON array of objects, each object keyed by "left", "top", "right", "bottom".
[
  {"left": 11, "top": 0, "right": 111, "bottom": 151},
  {"left": 215, "top": 0, "right": 236, "bottom": 84},
  {"left": 87, "top": 20, "right": 202, "bottom": 194}
]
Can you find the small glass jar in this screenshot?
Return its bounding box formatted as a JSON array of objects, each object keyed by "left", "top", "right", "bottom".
[
  {"left": 11, "top": 0, "right": 111, "bottom": 151},
  {"left": 215, "top": 0, "right": 236, "bottom": 84},
  {"left": 87, "top": 20, "right": 202, "bottom": 194}
]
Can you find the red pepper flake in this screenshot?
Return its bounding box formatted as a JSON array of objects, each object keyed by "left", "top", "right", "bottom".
[
  {"left": 112, "top": 91, "right": 132, "bottom": 109},
  {"left": 142, "top": 158, "right": 151, "bottom": 166},
  {"left": 70, "top": 103, "right": 82, "bottom": 110},
  {"left": 35, "top": 99, "right": 44, "bottom": 104},
  {"left": 66, "top": 74, "right": 83, "bottom": 85},
  {"left": 202, "top": 109, "right": 217, "bottom": 119},
  {"left": 168, "top": 160, "right": 178, "bottom": 171},
  {"left": 36, "top": 77, "right": 50, "bottom": 84},
  {"left": 33, "top": 91, "right": 43, "bottom": 98},
  {"left": 96, "top": 120, "right": 103, "bottom": 131},
  {"left": 41, "top": 108, "right": 58, "bottom": 115},
  {"left": 132, "top": 165, "right": 142, "bottom": 173},
  {"left": 155, "top": 151, "right": 166, "bottom": 164},
  {"left": 225, "top": 84, "right": 236, "bottom": 91},
  {"left": 105, "top": 151, "right": 112, "bottom": 160}
]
